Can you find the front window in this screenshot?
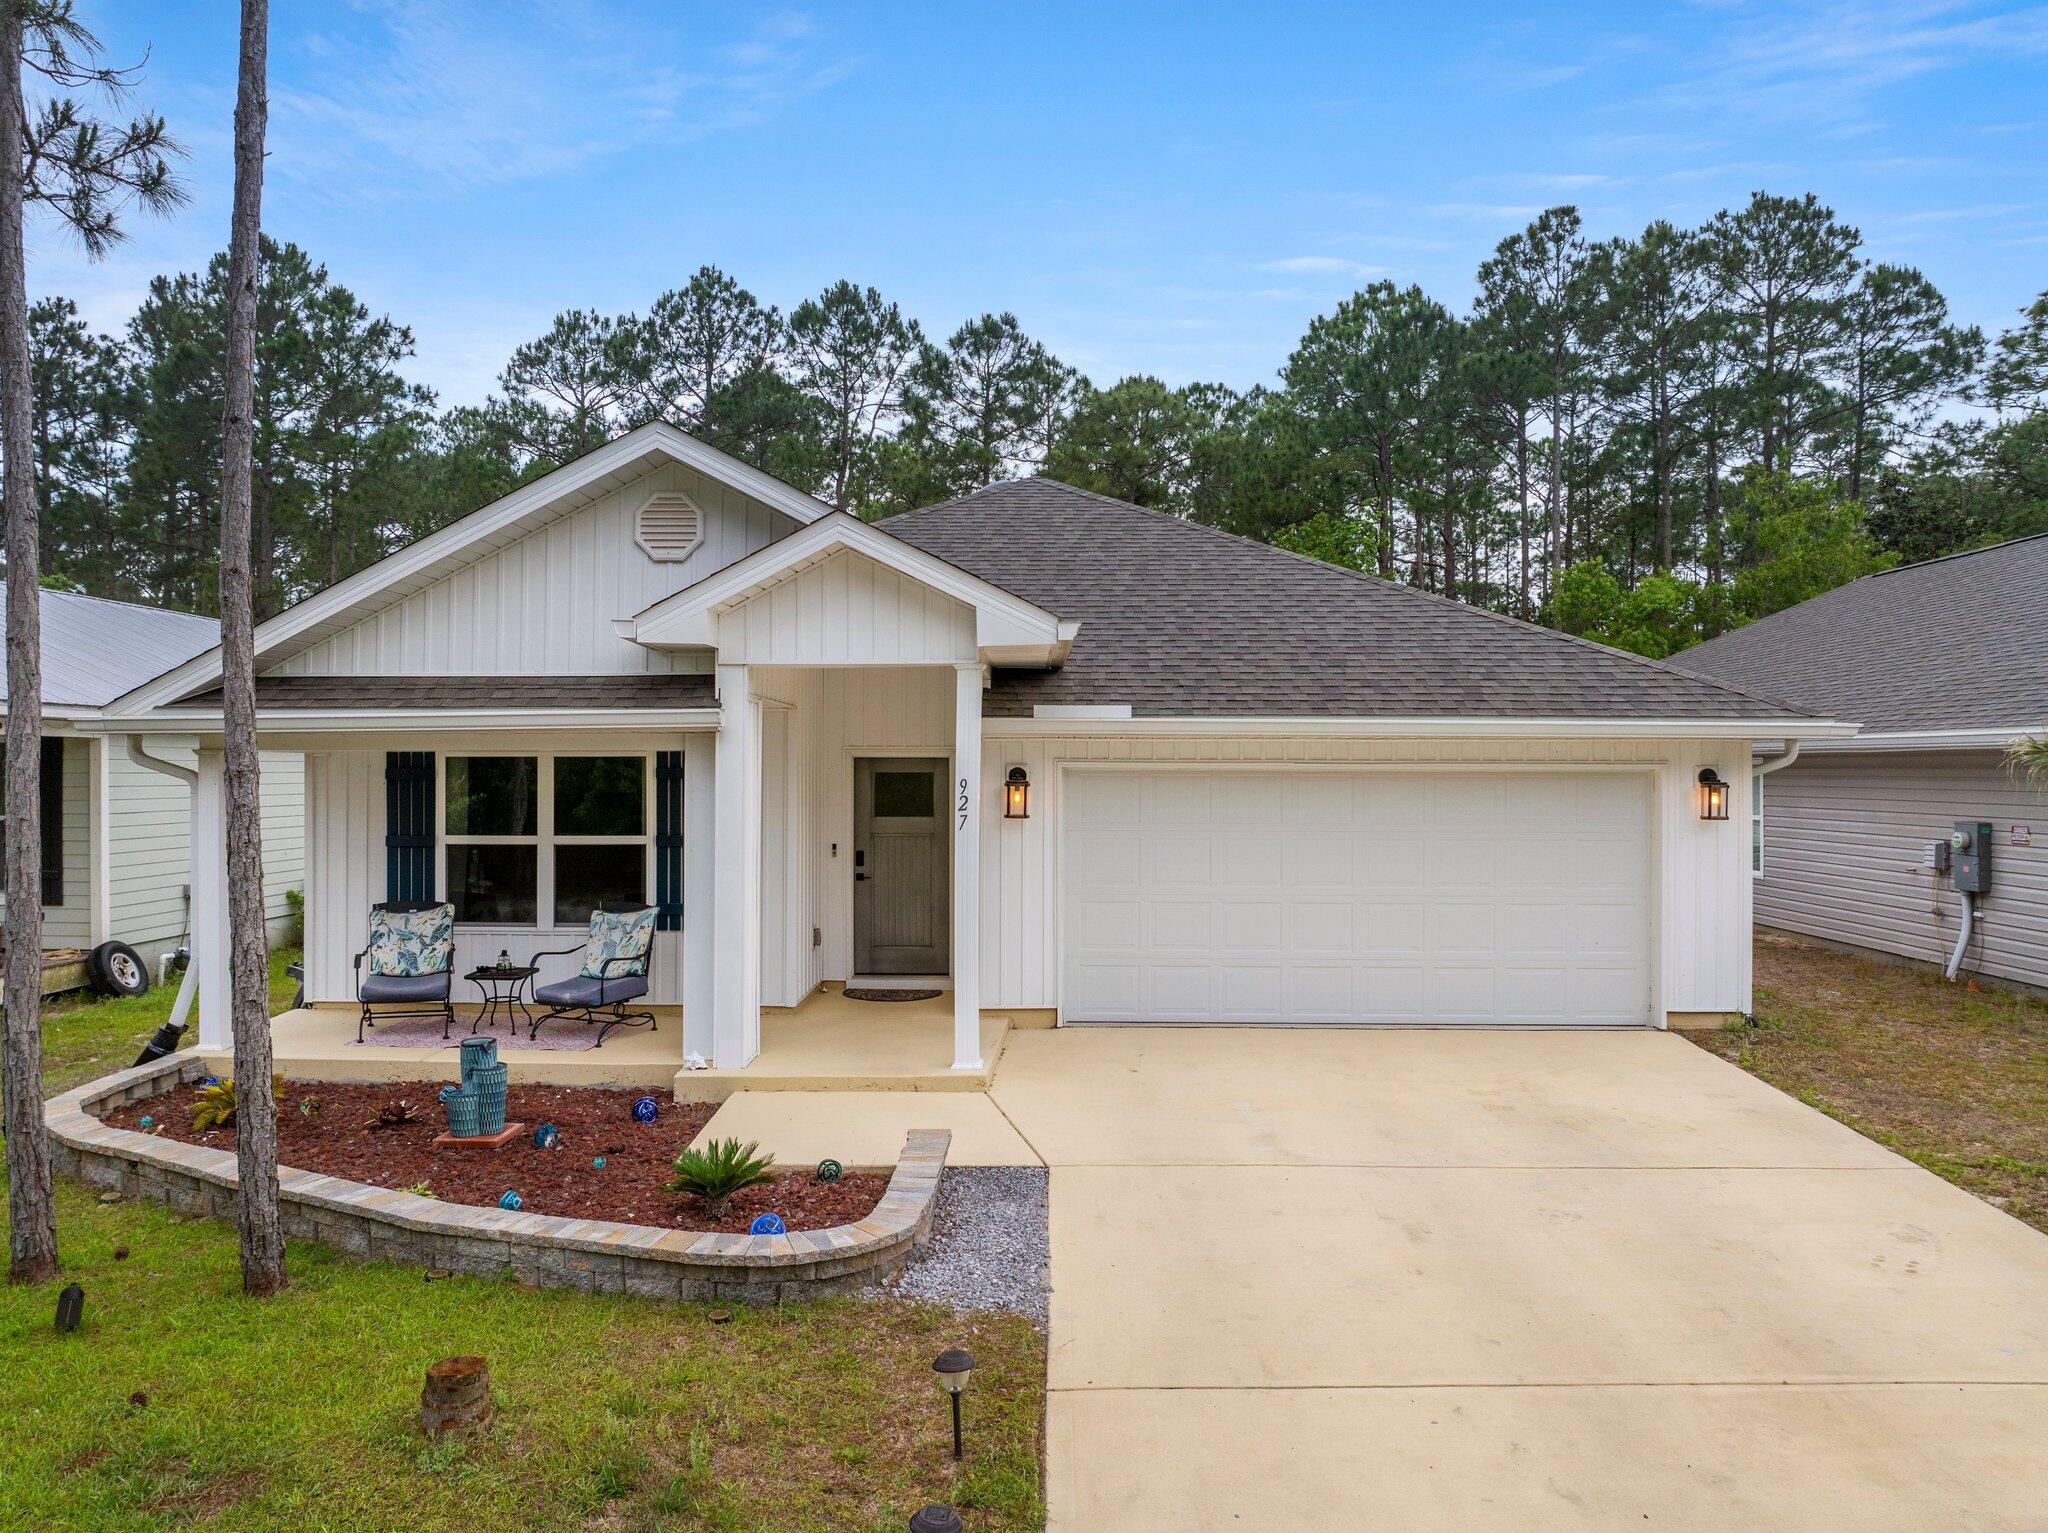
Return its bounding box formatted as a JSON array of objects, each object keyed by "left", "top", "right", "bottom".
[{"left": 442, "top": 754, "right": 649, "bottom": 926}]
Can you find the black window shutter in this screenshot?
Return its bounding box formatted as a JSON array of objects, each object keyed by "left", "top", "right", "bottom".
[
  {"left": 39, "top": 738, "right": 62, "bottom": 905},
  {"left": 654, "top": 750, "right": 682, "bottom": 930},
  {"left": 385, "top": 752, "right": 435, "bottom": 901}
]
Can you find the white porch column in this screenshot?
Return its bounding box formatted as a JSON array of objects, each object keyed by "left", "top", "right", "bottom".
[
  {"left": 951, "top": 663, "right": 984, "bottom": 1070},
  {"left": 681, "top": 729, "right": 716, "bottom": 1062},
  {"left": 712, "top": 664, "right": 761, "bottom": 1067},
  {"left": 192, "top": 747, "right": 231, "bottom": 1050}
]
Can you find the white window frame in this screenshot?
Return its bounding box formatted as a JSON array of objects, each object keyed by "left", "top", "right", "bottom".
[
  {"left": 1751, "top": 770, "right": 1764, "bottom": 877},
  {"left": 438, "top": 751, "right": 655, "bottom": 931}
]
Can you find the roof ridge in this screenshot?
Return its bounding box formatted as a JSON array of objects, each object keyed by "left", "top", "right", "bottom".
[
  {"left": 1866, "top": 527, "right": 2048, "bottom": 579},
  {"left": 902, "top": 475, "right": 1814, "bottom": 719}
]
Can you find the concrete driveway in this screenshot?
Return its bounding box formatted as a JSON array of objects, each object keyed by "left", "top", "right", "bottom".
[{"left": 990, "top": 1028, "right": 2048, "bottom": 1530}]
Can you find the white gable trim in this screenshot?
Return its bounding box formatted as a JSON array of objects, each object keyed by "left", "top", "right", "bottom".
[
  {"left": 629, "top": 511, "right": 1074, "bottom": 662},
  {"left": 104, "top": 423, "right": 832, "bottom": 717}
]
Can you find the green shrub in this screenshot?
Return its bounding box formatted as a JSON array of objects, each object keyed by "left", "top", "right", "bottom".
[
  {"left": 670, "top": 1138, "right": 775, "bottom": 1218},
  {"left": 191, "top": 1078, "right": 237, "bottom": 1132}
]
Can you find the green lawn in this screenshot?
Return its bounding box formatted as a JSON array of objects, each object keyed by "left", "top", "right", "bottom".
[
  {"left": 37, "top": 947, "right": 302, "bottom": 1097},
  {"left": 1693, "top": 932, "right": 2048, "bottom": 1234},
  {"left": 3, "top": 961, "right": 1047, "bottom": 1532}
]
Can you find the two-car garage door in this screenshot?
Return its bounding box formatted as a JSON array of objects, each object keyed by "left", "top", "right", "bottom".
[{"left": 1061, "top": 770, "right": 1652, "bottom": 1026}]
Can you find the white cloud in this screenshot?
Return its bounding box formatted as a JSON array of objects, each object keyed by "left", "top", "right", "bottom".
[
  {"left": 1253, "top": 255, "right": 1386, "bottom": 276},
  {"left": 269, "top": 2, "right": 860, "bottom": 204}
]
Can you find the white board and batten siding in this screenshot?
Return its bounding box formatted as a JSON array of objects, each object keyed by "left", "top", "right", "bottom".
[
  {"left": 977, "top": 733, "right": 1755, "bottom": 1025},
  {"left": 714, "top": 550, "right": 977, "bottom": 666},
  {"left": 1758, "top": 749, "right": 2048, "bottom": 992},
  {"left": 270, "top": 463, "right": 800, "bottom": 678},
  {"left": 302, "top": 747, "right": 682, "bottom": 1007},
  {"left": 107, "top": 743, "right": 304, "bottom": 972}
]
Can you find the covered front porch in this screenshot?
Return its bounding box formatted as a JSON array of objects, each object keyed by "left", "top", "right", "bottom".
[{"left": 226, "top": 983, "right": 1011, "bottom": 1099}]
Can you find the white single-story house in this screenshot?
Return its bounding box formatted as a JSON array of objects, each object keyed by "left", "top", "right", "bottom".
[
  {"left": 97, "top": 422, "right": 1850, "bottom": 1082},
  {"left": 1673, "top": 533, "right": 2048, "bottom": 993},
  {"left": 3, "top": 586, "right": 302, "bottom": 990}
]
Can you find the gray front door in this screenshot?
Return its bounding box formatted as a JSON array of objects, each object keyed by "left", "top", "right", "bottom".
[{"left": 854, "top": 757, "right": 949, "bottom": 974}]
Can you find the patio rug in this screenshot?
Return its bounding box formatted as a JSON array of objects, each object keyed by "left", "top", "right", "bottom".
[
  {"left": 347, "top": 1015, "right": 601, "bottom": 1051},
  {"left": 842, "top": 988, "right": 944, "bottom": 1003}
]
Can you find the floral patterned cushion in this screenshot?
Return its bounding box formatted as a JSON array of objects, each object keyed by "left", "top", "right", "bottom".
[
  {"left": 366, "top": 903, "right": 454, "bottom": 977},
  {"left": 580, "top": 905, "right": 655, "bottom": 979}
]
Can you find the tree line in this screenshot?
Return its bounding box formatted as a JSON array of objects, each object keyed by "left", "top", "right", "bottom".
[{"left": 25, "top": 194, "right": 2048, "bottom": 653}]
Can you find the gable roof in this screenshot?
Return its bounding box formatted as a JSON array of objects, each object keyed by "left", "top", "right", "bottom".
[
  {"left": 105, "top": 421, "right": 833, "bottom": 717},
  {"left": 880, "top": 478, "right": 1822, "bottom": 724},
  {"left": 1670, "top": 532, "right": 2048, "bottom": 736},
  {"left": 0, "top": 587, "right": 219, "bottom": 712},
  {"left": 629, "top": 509, "right": 1075, "bottom": 662}
]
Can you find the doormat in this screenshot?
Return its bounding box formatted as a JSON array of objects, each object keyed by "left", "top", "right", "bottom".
[{"left": 842, "top": 988, "right": 943, "bottom": 1003}]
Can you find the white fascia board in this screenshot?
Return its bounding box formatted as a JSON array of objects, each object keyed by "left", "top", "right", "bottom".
[
  {"left": 1799, "top": 725, "right": 2028, "bottom": 753},
  {"left": 982, "top": 714, "right": 1863, "bottom": 740},
  {"left": 72, "top": 707, "right": 724, "bottom": 736},
  {"left": 103, "top": 422, "right": 832, "bottom": 719},
  {"left": 630, "top": 511, "right": 1066, "bottom": 651}
]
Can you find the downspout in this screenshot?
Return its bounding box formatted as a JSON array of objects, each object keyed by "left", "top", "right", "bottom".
[
  {"left": 123, "top": 735, "right": 202, "bottom": 1030},
  {"left": 1754, "top": 739, "right": 1801, "bottom": 779}
]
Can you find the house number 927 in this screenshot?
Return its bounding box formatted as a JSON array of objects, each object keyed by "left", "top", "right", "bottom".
[{"left": 958, "top": 777, "right": 970, "bottom": 828}]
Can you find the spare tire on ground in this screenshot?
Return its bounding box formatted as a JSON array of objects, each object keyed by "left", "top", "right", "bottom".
[{"left": 87, "top": 941, "right": 150, "bottom": 998}]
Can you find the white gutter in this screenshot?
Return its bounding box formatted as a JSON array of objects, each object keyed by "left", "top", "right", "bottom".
[
  {"left": 984, "top": 715, "right": 1862, "bottom": 741},
  {"left": 1798, "top": 726, "right": 2028, "bottom": 753},
  {"left": 74, "top": 707, "right": 723, "bottom": 736},
  {"left": 1754, "top": 739, "right": 1802, "bottom": 777},
  {"left": 120, "top": 734, "right": 200, "bottom": 1032}
]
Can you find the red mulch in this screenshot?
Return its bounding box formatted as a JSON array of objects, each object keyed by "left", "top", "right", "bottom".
[{"left": 102, "top": 1081, "right": 887, "bottom": 1234}]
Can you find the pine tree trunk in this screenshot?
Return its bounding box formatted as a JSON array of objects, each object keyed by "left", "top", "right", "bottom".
[
  {"left": 0, "top": 0, "right": 59, "bottom": 1287},
  {"left": 221, "top": 0, "right": 284, "bottom": 1298}
]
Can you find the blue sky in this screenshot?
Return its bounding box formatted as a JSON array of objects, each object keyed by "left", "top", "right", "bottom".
[{"left": 37, "top": 0, "right": 2048, "bottom": 407}]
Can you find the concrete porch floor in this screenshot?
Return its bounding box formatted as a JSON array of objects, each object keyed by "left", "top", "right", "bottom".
[
  {"left": 219, "top": 1005, "right": 683, "bottom": 1088},
  {"left": 672, "top": 986, "right": 1012, "bottom": 1102},
  {"left": 244, "top": 987, "right": 1012, "bottom": 1099}
]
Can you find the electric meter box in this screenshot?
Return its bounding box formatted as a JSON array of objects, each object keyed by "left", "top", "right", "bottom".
[{"left": 1953, "top": 820, "right": 1993, "bottom": 894}]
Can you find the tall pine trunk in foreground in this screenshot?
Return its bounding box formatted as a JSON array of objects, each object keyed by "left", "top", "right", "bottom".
[
  {"left": 221, "top": 0, "right": 283, "bottom": 1296},
  {"left": 0, "top": 0, "right": 56, "bottom": 1287}
]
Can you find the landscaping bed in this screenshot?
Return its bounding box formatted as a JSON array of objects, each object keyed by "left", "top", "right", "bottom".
[{"left": 101, "top": 1079, "right": 891, "bottom": 1234}]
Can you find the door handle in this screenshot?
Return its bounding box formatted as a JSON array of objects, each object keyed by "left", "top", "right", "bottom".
[{"left": 855, "top": 872, "right": 869, "bottom": 881}]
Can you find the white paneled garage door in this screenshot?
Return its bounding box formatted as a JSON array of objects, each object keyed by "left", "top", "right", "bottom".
[{"left": 1061, "top": 770, "right": 1653, "bottom": 1026}]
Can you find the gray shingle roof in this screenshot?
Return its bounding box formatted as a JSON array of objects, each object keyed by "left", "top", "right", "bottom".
[
  {"left": 172, "top": 674, "right": 716, "bottom": 711},
  {"left": 880, "top": 478, "right": 1811, "bottom": 721},
  {"left": 1669, "top": 533, "right": 2048, "bottom": 734},
  {"left": 0, "top": 588, "right": 219, "bottom": 710}
]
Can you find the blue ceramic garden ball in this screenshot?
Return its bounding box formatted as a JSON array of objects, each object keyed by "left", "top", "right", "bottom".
[
  {"left": 138, "top": 1114, "right": 155, "bottom": 1132},
  {"left": 592, "top": 1156, "right": 607, "bottom": 1171},
  {"left": 498, "top": 1190, "right": 523, "bottom": 1211},
  {"left": 533, "top": 1123, "right": 560, "bottom": 1149},
  {"left": 631, "top": 1095, "right": 659, "bottom": 1124},
  {"left": 749, "top": 1212, "right": 787, "bottom": 1236}
]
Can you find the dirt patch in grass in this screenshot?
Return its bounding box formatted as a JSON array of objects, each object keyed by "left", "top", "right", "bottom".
[
  {"left": 103, "top": 1081, "right": 889, "bottom": 1233},
  {"left": 1691, "top": 932, "right": 2048, "bottom": 1232}
]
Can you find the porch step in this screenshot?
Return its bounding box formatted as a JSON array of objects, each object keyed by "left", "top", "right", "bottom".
[{"left": 672, "top": 1014, "right": 1011, "bottom": 1103}]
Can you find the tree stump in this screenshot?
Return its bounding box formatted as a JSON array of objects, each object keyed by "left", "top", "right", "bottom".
[{"left": 420, "top": 1354, "right": 492, "bottom": 1440}]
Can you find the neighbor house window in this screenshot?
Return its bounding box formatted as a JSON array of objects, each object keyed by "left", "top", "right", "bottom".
[
  {"left": 442, "top": 754, "right": 649, "bottom": 927},
  {"left": 1751, "top": 771, "right": 1763, "bottom": 875}
]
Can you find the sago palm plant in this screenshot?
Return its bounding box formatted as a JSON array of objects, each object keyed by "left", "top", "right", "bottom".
[{"left": 671, "top": 1138, "right": 777, "bottom": 1220}]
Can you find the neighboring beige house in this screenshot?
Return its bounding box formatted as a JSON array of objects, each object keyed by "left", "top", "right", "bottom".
[
  {"left": 1, "top": 587, "right": 303, "bottom": 989},
  {"left": 98, "top": 422, "right": 1848, "bottom": 1080},
  {"left": 1673, "top": 533, "right": 2048, "bottom": 993}
]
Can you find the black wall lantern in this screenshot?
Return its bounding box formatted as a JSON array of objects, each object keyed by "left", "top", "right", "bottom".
[
  {"left": 1002, "top": 766, "right": 1030, "bottom": 820},
  {"left": 1698, "top": 768, "right": 1730, "bottom": 822}
]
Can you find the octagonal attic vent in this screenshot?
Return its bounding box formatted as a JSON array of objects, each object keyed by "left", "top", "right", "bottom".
[{"left": 635, "top": 490, "right": 704, "bottom": 561}]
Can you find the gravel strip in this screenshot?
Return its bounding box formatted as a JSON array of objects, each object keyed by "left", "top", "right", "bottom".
[{"left": 886, "top": 1166, "right": 1049, "bottom": 1323}]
